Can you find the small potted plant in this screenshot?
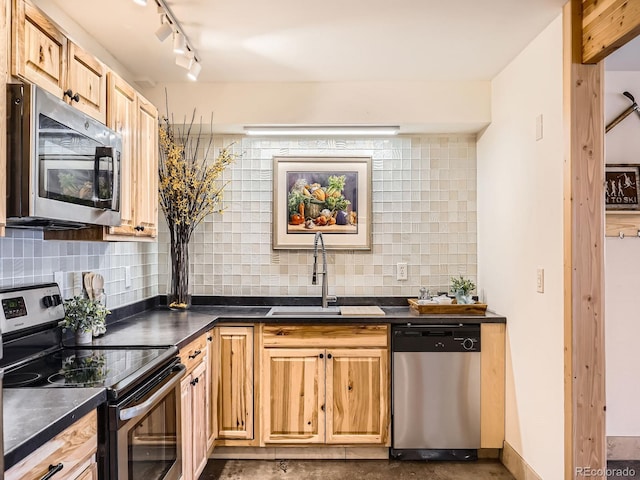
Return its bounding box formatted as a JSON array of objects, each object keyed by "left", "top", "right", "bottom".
[
  {"left": 450, "top": 275, "right": 476, "bottom": 305},
  {"left": 61, "top": 296, "right": 110, "bottom": 344}
]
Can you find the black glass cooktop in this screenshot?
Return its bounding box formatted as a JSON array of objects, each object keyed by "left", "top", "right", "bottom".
[{"left": 4, "top": 347, "right": 174, "bottom": 393}]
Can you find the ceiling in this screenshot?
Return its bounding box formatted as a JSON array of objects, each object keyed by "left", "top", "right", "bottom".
[{"left": 47, "top": 0, "right": 568, "bottom": 85}]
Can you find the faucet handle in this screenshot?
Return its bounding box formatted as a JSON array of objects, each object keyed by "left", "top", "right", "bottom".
[{"left": 326, "top": 295, "right": 337, "bottom": 304}]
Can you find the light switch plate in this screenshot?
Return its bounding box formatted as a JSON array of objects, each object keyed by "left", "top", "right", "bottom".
[
  {"left": 536, "top": 268, "right": 544, "bottom": 293},
  {"left": 536, "top": 114, "right": 543, "bottom": 141}
]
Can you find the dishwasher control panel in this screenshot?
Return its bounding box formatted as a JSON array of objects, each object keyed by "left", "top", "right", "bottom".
[{"left": 392, "top": 325, "right": 481, "bottom": 352}]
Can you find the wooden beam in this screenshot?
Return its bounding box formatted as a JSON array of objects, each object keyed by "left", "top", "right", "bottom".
[
  {"left": 583, "top": 0, "right": 640, "bottom": 63},
  {"left": 565, "top": 2, "right": 607, "bottom": 479}
]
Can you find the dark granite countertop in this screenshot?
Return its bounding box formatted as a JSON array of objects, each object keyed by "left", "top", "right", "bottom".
[
  {"left": 87, "top": 303, "right": 505, "bottom": 349},
  {"left": 88, "top": 309, "right": 217, "bottom": 348},
  {"left": 4, "top": 299, "right": 505, "bottom": 469},
  {"left": 4, "top": 388, "right": 107, "bottom": 470}
]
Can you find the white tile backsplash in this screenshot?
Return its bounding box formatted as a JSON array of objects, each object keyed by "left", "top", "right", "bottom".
[
  {"left": 0, "top": 229, "right": 158, "bottom": 309},
  {"left": 0, "top": 133, "right": 478, "bottom": 305},
  {"left": 158, "top": 134, "right": 478, "bottom": 298}
]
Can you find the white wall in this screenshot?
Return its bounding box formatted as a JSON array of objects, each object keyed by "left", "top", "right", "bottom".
[
  {"left": 604, "top": 71, "right": 640, "bottom": 436},
  {"left": 477, "top": 15, "right": 564, "bottom": 480},
  {"left": 143, "top": 81, "right": 491, "bottom": 134}
]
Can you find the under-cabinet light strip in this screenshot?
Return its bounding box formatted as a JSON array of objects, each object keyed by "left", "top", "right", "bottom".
[{"left": 244, "top": 126, "right": 400, "bottom": 136}]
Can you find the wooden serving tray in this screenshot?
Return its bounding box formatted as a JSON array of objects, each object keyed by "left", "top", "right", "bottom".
[{"left": 408, "top": 298, "right": 488, "bottom": 315}]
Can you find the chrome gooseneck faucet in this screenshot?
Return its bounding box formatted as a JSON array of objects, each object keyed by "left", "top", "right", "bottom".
[{"left": 312, "top": 232, "right": 337, "bottom": 308}]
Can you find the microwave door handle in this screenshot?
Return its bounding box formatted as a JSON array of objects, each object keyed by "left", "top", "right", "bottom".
[
  {"left": 118, "top": 364, "right": 186, "bottom": 421},
  {"left": 93, "top": 147, "right": 114, "bottom": 209},
  {"left": 111, "top": 150, "right": 120, "bottom": 211}
]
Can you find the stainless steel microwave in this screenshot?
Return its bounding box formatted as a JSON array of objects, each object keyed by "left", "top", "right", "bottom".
[{"left": 6, "top": 83, "right": 121, "bottom": 229}]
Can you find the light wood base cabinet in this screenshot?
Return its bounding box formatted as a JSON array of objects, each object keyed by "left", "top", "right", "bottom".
[
  {"left": 214, "top": 326, "right": 254, "bottom": 441},
  {"left": 5, "top": 410, "right": 98, "bottom": 480},
  {"left": 262, "top": 348, "right": 325, "bottom": 444},
  {"left": 480, "top": 323, "right": 506, "bottom": 448},
  {"left": 179, "top": 333, "right": 210, "bottom": 480},
  {"left": 261, "top": 325, "right": 390, "bottom": 446},
  {"left": 326, "top": 348, "right": 388, "bottom": 444}
]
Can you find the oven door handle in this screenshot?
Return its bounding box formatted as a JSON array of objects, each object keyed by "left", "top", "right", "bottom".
[{"left": 119, "top": 363, "right": 186, "bottom": 421}]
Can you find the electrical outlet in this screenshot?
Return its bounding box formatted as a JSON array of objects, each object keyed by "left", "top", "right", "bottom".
[
  {"left": 536, "top": 268, "right": 544, "bottom": 293},
  {"left": 125, "top": 266, "right": 132, "bottom": 289},
  {"left": 397, "top": 262, "right": 408, "bottom": 281}
]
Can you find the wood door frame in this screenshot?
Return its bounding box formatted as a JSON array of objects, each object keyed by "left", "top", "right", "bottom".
[{"left": 566, "top": 1, "right": 640, "bottom": 478}]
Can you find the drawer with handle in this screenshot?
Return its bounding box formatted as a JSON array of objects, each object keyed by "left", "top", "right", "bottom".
[
  {"left": 6, "top": 411, "right": 97, "bottom": 480},
  {"left": 179, "top": 333, "right": 209, "bottom": 373}
]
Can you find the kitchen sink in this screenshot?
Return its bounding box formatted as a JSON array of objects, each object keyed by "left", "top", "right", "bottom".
[{"left": 266, "top": 306, "right": 342, "bottom": 316}]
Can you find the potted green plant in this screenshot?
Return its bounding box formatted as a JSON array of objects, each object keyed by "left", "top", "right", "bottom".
[
  {"left": 450, "top": 275, "right": 476, "bottom": 305},
  {"left": 61, "top": 296, "right": 110, "bottom": 344}
]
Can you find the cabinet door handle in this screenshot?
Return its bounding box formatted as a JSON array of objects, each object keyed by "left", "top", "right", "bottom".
[
  {"left": 63, "top": 89, "right": 80, "bottom": 103},
  {"left": 188, "top": 349, "right": 202, "bottom": 359},
  {"left": 327, "top": 353, "right": 332, "bottom": 359},
  {"left": 191, "top": 377, "right": 199, "bottom": 386},
  {"left": 134, "top": 225, "right": 145, "bottom": 231},
  {"left": 319, "top": 353, "right": 324, "bottom": 359},
  {"left": 207, "top": 336, "right": 213, "bottom": 342},
  {"left": 40, "top": 463, "right": 64, "bottom": 480}
]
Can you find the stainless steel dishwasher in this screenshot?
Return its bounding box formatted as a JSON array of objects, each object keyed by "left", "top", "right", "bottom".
[{"left": 391, "top": 324, "right": 481, "bottom": 460}]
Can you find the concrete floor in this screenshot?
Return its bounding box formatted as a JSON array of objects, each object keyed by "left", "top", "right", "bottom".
[
  {"left": 199, "top": 459, "right": 516, "bottom": 480},
  {"left": 200, "top": 459, "right": 640, "bottom": 479}
]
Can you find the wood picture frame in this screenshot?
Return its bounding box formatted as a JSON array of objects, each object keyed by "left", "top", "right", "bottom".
[
  {"left": 605, "top": 164, "right": 640, "bottom": 211},
  {"left": 272, "top": 156, "right": 372, "bottom": 250}
]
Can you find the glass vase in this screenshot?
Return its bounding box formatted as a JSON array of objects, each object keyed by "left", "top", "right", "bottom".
[
  {"left": 455, "top": 289, "right": 474, "bottom": 305},
  {"left": 168, "top": 238, "right": 191, "bottom": 310}
]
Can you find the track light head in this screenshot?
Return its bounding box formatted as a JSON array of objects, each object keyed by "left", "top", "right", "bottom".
[
  {"left": 175, "top": 51, "right": 194, "bottom": 70},
  {"left": 173, "top": 32, "right": 186, "bottom": 54},
  {"left": 155, "top": 18, "right": 172, "bottom": 42},
  {"left": 187, "top": 61, "right": 202, "bottom": 81},
  {"left": 133, "top": 0, "right": 147, "bottom": 5}
]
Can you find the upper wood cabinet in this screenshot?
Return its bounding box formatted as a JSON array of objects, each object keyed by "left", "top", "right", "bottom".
[
  {"left": 106, "top": 72, "right": 158, "bottom": 239},
  {"left": 12, "top": 0, "right": 107, "bottom": 123},
  {"left": 0, "top": 0, "right": 8, "bottom": 237},
  {"left": 44, "top": 74, "right": 158, "bottom": 242}
]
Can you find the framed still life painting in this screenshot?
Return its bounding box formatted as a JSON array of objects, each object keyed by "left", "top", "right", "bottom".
[{"left": 272, "top": 156, "right": 372, "bottom": 250}]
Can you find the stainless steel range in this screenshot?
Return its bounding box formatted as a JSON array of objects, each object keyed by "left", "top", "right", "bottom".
[{"left": 0, "top": 283, "right": 185, "bottom": 480}]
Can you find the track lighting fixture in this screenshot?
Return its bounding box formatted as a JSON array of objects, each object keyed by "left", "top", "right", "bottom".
[
  {"left": 175, "top": 51, "right": 194, "bottom": 70},
  {"left": 187, "top": 61, "right": 202, "bottom": 81},
  {"left": 172, "top": 32, "right": 186, "bottom": 55},
  {"left": 155, "top": 15, "right": 172, "bottom": 42},
  {"left": 152, "top": 0, "right": 202, "bottom": 80}
]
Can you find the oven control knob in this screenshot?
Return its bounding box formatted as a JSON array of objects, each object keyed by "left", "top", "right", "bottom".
[
  {"left": 462, "top": 338, "right": 475, "bottom": 350},
  {"left": 42, "top": 295, "right": 54, "bottom": 308},
  {"left": 52, "top": 294, "right": 62, "bottom": 306}
]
